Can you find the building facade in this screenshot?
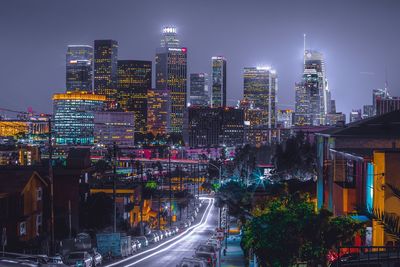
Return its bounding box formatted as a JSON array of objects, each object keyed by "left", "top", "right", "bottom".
[
  {"left": 295, "top": 50, "right": 330, "bottom": 126},
  {"left": 94, "top": 40, "right": 118, "bottom": 107},
  {"left": 53, "top": 91, "right": 105, "bottom": 145},
  {"left": 350, "top": 109, "right": 362, "bottom": 123},
  {"left": 211, "top": 57, "right": 227, "bottom": 108},
  {"left": 362, "top": 104, "right": 374, "bottom": 119},
  {"left": 190, "top": 73, "right": 209, "bottom": 107},
  {"left": 372, "top": 88, "right": 389, "bottom": 115},
  {"left": 155, "top": 27, "right": 187, "bottom": 133},
  {"left": 277, "top": 109, "right": 293, "bottom": 128},
  {"left": 188, "top": 107, "right": 243, "bottom": 148},
  {"left": 147, "top": 88, "right": 170, "bottom": 136},
  {"left": 94, "top": 111, "right": 135, "bottom": 147},
  {"left": 243, "top": 67, "right": 277, "bottom": 128},
  {"left": 66, "top": 45, "right": 93, "bottom": 92},
  {"left": 117, "top": 60, "right": 152, "bottom": 134},
  {"left": 376, "top": 97, "right": 400, "bottom": 116}
]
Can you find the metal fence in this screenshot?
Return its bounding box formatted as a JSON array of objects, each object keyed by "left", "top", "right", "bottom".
[{"left": 331, "top": 246, "right": 400, "bottom": 267}]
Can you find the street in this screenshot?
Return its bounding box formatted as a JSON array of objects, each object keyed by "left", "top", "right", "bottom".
[{"left": 105, "top": 197, "right": 218, "bottom": 267}]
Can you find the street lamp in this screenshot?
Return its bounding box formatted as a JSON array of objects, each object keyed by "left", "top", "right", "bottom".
[{"left": 208, "top": 162, "right": 222, "bottom": 187}]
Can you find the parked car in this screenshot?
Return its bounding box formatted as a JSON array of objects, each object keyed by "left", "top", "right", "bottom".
[
  {"left": 162, "top": 230, "right": 169, "bottom": 238},
  {"left": 135, "top": 236, "right": 149, "bottom": 247},
  {"left": 87, "top": 249, "right": 102, "bottom": 266},
  {"left": 189, "top": 216, "right": 195, "bottom": 223},
  {"left": 194, "top": 244, "right": 217, "bottom": 267},
  {"left": 132, "top": 238, "right": 142, "bottom": 250},
  {"left": 156, "top": 230, "right": 164, "bottom": 240},
  {"left": 131, "top": 240, "right": 138, "bottom": 253},
  {"left": 145, "top": 233, "right": 158, "bottom": 244},
  {"left": 180, "top": 221, "right": 189, "bottom": 229},
  {"left": 176, "top": 257, "right": 208, "bottom": 267},
  {"left": 165, "top": 229, "right": 172, "bottom": 237},
  {"left": 173, "top": 226, "right": 180, "bottom": 234},
  {"left": 64, "top": 251, "right": 93, "bottom": 267}
]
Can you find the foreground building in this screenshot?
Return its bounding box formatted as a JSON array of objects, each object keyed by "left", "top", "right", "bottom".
[
  {"left": 66, "top": 45, "right": 93, "bottom": 92},
  {"left": 155, "top": 26, "right": 187, "bottom": 133},
  {"left": 316, "top": 110, "right": 400, "bottom": 247},
  {"left": 53, "top": 91, "right": 105, "bottom": 145}
]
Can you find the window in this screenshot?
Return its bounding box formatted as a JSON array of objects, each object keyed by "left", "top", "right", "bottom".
[
  {"left": 36, "top": 213, "right": 42, "bottom": 235},
  {"left": 36, "top": 187, "right": 42, "bottom": 201},
  {"left": 19, "top": 222, "right": 26, "bottom": 236}
]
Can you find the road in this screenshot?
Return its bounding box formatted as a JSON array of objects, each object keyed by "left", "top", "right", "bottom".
[{"left": 105, "top": 197, "right": 218, "bottom": 267}]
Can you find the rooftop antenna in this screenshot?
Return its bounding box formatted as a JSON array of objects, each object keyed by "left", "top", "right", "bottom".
[
  {"left": 303, "top": 33, "right": 306, "bottom": 66},
  {"left": 384, "top": 66, "right": 389, "bottom": 94}
]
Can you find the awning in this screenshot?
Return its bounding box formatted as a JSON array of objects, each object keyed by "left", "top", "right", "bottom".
[{"left": 350, "top": 215, "right": 370, "bottom": 222}]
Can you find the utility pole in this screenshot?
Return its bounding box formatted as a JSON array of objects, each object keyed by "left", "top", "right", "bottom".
[
  {"left": 168, "top": 151, "right": 172, "bottom": 227},
  {"left": 112, "top": 142, "right": 117, "bottom": 233},
  {"left": 68, "top": 200, "right": 72, "bottom": 239},
  {"left": 48, "top": 118, "right": 55, "bottom": 255},
  {"left": 140, "top": 162, "right": 144, "bottom": 236}
]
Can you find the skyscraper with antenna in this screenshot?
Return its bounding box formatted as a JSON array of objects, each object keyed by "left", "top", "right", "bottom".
[{"left": 295, "top": 35, "right": 330, "bottom": 126}]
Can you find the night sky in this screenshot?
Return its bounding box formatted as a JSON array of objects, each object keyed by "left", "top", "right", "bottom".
[{"left": 1, "top": 0, "right": 399, "bottom": 118}]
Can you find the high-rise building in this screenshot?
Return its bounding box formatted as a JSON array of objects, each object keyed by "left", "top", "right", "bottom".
[
  {"left": 117, "top": 60, "right": 151, "bottom": 134},
  {"left": 372, "top": 88, "right": 389, "bottom": 115},
  {"left": 66, "top": 45, "right": 93, "bottom": 92},
  {"left": 362, "top": 104, "right": 374, "bottom": 119},
  {"left": 94, "top": 111, "right": 135, "bottom": 147},
  {"left": 94, "top": 40, "right": 118, "bottom": 107},
  {"left": 277, "top": 109, "right": 294, "bottom": 129},
  {"left": 294, "top": 49, "right": 329, "bottom": 126},
  {"left": 188, "top": 107, "right": 243, "bottom": 148},
  {"left": 326, "top": 112, "right": 346, "bottom": 126},
  {"left": 155, "top": 26, "right": 187, "bottom": 133},
  {"left": 350, "top": 109, "right": 362, "bottom": 123},
  {"left": 211, "top": 57, "right": 227, "bottom": 108},
  {"left": 190, "top": 73, "right": 209, "bottom": 107},
  {"left": 330, "top": 99, "right": 336, "bottom": 113},
  {"left": 376, "top": 97, "right": 400, "bottom": 116},
  {"left": 243, "top": 67, "right": 277, "bottom": 128},
  {"left": 147, "top": 88, "right": 170, "bottom": 136},
  {"left": 53, "top": 91, "right": 105, "bottom": 145}
]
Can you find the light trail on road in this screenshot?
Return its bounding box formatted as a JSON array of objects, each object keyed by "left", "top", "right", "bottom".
[{"left": 104, "top": 197, "right": 214, "bottom": 267}]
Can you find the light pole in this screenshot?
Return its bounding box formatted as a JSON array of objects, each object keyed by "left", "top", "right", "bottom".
[{"left": 208, "top": 161, "right": 222, "bottom": 229}]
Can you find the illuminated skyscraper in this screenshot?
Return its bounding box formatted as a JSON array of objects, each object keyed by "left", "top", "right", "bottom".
[
  {"left": 66, "top": 45, "right": 93, "bottom": 92},
  {"left": 190, "top": 73, "right": 209, "bottom": 107},
  {"left": 211, "top": 56, "right": 227, "bottom": 108},
  {"left": 148, "top": 88, "right": 171, "bottom": 136},
  {"left": 94, "top": 40, "right": 118, "bottom": 107},
  {"left": 53, "top": 91, "right": 105, "bottom": 145},
  {"left": 117, "top": 60, "right": 151, "bottom": 134},
  {"left": 295, "top": 49, "right": 329, "bottom": 126},
  {"left": 243, "top": 67, "right": 277, "bottom": 128},
  {"left": 372, "top": 88, "right": 389, "bottom": 115},
  {"left": 155, "top": 26, "right": 187, "bottom": 133}
]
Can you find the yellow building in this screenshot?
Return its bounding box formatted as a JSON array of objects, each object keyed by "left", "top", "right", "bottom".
[
  {"left": 372, "top": 150, "right": 400, "bottom": 246},
  {"left": 0, "top": 121, "right": 29, "bottom": 137}
]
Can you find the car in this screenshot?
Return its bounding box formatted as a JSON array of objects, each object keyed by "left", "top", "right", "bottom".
[
  {"left": 189, "top": 216, "right": 195, "bottom": 222},
  {"left": 87, "top": 249, "right": 102, "bottom": 267},
  {"left": 131, "top": 240, "right": 138, "bottom": 252},
  {"left": 173, "top": 226, "right": 180, "bottom": 234},
  {"left": 135, "top": 236, "right": 149, "bottom": 247},
  {"left": 64, "top": 251, "right": 93, "bottom": 267},
  {"left": 206, "top": 239, "right": 220, "bottom": 251},
  {"left": 194, "top": 244, "right": 217, "bottom": 266},
  {"left": 180, "top": 221, "right": 189, "bottom": 229},
  {"left": 132, "top": 238, "right": 142, "bottom": 250},
  {"left": 153, "top": 232, "right": 160, "bottom": 242},
  {"left": 176, "top": 257, "right": 208, "bottom": 267},
  {"left": 165, "top": 229, "right": 172, "bottom": 237},
  {"left": 156, "top": 230, "right": 164, "bottom": 240},
  {"left": 145, "top": 233, "right": 158, "bottom": 244},
  {"left": 161, "top": 230, "right": 169, "bottom": 238}
]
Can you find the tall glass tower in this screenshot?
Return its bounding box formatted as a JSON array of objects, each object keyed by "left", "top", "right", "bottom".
[
  {"left": 243, "top": 67, "right": 277, "bottom": 128},
  {"left": 155, "top": 26, "right": 187, "bottom": 133},
  {"left": 211, "top": 56, "right": 227, "bottom": 108},
  {"left": 190, "top": 73, "right": 209, "bottom": 107},
  {"left": 117, "top": 60, "right": 152, "bottom": 134},
  {"left": 94, "top": 40, "right": 118, "bottom": 108},
  {"left": 66, "top": 45, "right": 93, "bottom": 92}
]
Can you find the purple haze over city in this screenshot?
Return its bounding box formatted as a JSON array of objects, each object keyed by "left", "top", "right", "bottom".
[{"left": 0, "top": 0, "right": 399, "bottom": 118}]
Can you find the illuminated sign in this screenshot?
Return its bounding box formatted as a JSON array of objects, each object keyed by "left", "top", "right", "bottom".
[{"left": 168, "top": 47, "right": 187, "bottom": 53}]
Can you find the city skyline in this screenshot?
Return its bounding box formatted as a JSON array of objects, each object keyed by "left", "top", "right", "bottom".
[{"left": 0, "top": 0, "right": 399, "bottom": 118}]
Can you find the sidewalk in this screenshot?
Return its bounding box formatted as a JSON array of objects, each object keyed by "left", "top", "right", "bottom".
[{"left": 220, "top": 234, "right": 246, "bottom": 267}]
